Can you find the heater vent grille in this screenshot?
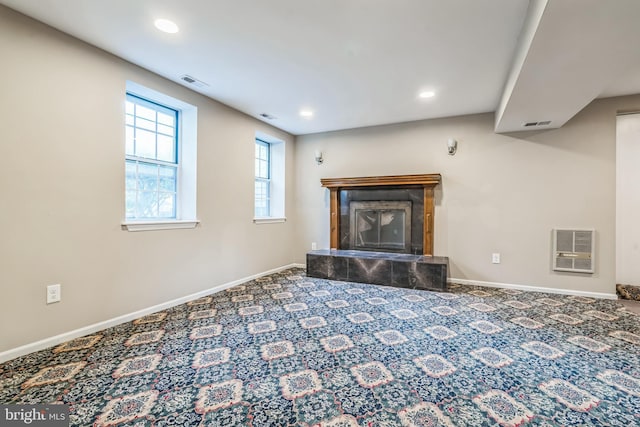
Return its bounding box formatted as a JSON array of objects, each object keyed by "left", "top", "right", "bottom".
[
  {"left": 523, "top": 120, "right": 552, "bottom": 127},
  {"left": 179, "top": 74, "right": 209, "bottom": 88},
  {"left": 552, "top": 228, "right": 594, "bottom": 273}
]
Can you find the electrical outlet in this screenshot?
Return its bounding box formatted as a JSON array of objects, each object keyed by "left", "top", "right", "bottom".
[
  {"left": 47, "top": 284, "right": 61, "bottom": 304},
  {"left": 492, "top": 253, "right": 501, "bottom": 264},
  {"left": 311, "top": 242, "right": 317, "bottom": 250}
]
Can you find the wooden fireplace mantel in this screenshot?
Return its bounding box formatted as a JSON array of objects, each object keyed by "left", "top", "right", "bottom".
[{"left": 321, "top": 174, "right": 441, "bottom": 256}]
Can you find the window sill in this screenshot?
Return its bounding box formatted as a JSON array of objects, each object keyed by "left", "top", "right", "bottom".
[
  {"left": 253, "top": 217, "right": 286, "bottom": 224},
  {"left": 122, "top": 220, "right": 200, "bottom": 232}
]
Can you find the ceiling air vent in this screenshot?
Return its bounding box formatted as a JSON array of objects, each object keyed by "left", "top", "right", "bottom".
[
  {"left": 523, "top": 121, "right": 552, "bottom": 127},
  {"left": 552, "top": 228, "right": 594, "bottom": 273},
  {"left": 179, "top": 74, "right": 209, "bottom": 88},
  {"left": 259, "top": 113, "right": 277, "bottom": 120}
]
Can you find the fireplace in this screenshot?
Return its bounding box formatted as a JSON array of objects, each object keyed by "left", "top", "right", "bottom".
[
  {"left": 307, "top": 174, "right": 447, "bottom": 291},
  {"left": 321, "top": 174, "right": 440, "bottom": 256},
  {"left": 349, "top": 201, "right": 412, "bottom": 253}
]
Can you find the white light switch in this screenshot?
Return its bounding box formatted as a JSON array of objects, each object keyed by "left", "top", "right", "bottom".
[{"left": 492, "top": 253, "right": 501, "bottom": 264}]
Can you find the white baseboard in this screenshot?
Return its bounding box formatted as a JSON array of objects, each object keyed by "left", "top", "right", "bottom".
[
  {"left": 0, "top": 263, "right": 304, "bottom": 364},
  {"left": 449, "top": 277, "right": 618, "bottom": 300}
]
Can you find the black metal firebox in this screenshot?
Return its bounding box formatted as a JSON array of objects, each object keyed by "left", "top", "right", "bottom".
[
  {"left": 339, "top": 187, "right": 425, "bottom": 255},
  {"left": 349, "top": 201, "right": 412, "bottom": 253}
]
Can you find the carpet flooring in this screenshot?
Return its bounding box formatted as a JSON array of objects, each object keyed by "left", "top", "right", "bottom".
[{"left": 1, "top": 268, "right": 639, "bottom": 426}]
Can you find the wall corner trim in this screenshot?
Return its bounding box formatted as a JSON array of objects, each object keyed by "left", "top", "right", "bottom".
[{"left": 0, "top": 263, "right": 305, "bottom": 364}]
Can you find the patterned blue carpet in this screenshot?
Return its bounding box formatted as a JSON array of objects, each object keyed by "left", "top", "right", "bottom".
[{"left": 1, "top": 268, "right": 639, "bottom": 426}]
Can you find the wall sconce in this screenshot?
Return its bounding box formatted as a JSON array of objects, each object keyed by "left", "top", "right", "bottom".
[
  {"left": 447, "top": 138, "right": 457, "bottom": 156},
  {"left": 315, "top": 150, "right": 324, "bottom": 165}
]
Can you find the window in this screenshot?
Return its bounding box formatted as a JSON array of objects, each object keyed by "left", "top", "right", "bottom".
[
  {"left": 122, "top": 81, "right": 198, "bottom": 231},
  {"left": 254, "top": 132, "right": 285, "bottom": 223},
  {"left": 255, "top": 139, "right": 271, "bottom": 217},
  {"left": 125, "top": 94, "right": 178, "bottom": 219}
]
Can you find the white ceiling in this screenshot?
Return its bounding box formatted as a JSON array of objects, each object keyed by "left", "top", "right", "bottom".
[{"left": 2, "top": 0, "right": 640, "bottom": 135}]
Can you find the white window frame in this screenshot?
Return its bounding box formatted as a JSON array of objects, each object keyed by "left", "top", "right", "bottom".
[
  {"left": 254, "top": 139, "right": 271, "bottom": 218},
  {"left": 122, "top": 81, "right": 199, "bottom": 232},
  {"left": 125, "top": 94, "right": 179, "bottom": 220},
  {"left": 254, "top": 131, "right": 285, "bottom": 224}
]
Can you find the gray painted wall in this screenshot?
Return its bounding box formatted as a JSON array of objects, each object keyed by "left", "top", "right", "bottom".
[
  {"left": 295, "top": 96, "right": 640, "bottom": 295},
  {"left": 0, "top": 7, "right": 296, "bottom": 352}
]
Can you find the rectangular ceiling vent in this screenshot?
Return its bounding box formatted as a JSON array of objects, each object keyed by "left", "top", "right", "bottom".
[
  {"left": 179, "top": 74, "right": 209, "bottom": 88},
  {"left": 523, "top": 120, "right": 552, "bottom": 127},
  {"left": 552, "top": 228, "right": 594, "bottom": 273},
  {"left": 259, "top": 113, "right": 277, "bottom": 120}
]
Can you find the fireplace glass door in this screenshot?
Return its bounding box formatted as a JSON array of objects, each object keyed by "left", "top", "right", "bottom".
[{"left": 349, "top": 201, "right": 412, "bottom": 253}]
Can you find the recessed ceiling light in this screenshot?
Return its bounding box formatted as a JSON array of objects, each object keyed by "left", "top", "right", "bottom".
[
  {"left": 299, "top": 110, "right": 314, "bottom": 118},
  {"left": 418, "top": 91, "right": 435, "bottom": 99},
  {"left": 154, "top": 18, "right": 179, "bottom": 34}
]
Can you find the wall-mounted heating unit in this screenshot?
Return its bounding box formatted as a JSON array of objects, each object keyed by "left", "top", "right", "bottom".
[{"left": 552, "top": 228, "right": 595, "bottom": 273}]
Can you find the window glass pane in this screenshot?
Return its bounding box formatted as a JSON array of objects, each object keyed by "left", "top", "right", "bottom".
[
  {"left": 137, "top": 163, "right": 158, "bottom": 191},
  {"left": 254, "top": 201, "right": 265, "bottom": 217},
  {"left": 125, "top": 190, "right": 136, "bottom": 218},
  {"left": 255, "top": 203, "right": 268, "bottom": 217},
  {"left": 126, "top": 101, "right": 134, "bottom": 115},
  {"left": 125, "top": 161, "right": 137, "bottom": 190},
  {"left": 255, "top": 181, "right": 265, "bottom": 197},
  {"left": 157, "top": 124, "right": 174, "bottom": 136},
  {"left": 125, "top": 126, "right": 134, "bottom": 155},
  {"left": 255, "top": 179, "right": 270, "bottom": 217},
  {"left": 135, "top": 129, "right": 156, "bottom": 159},
  {"left": 159, "top": 166, "right": 177, "bottom": 191},
  {"left": 126, "top": 114, "right": 134, "bottom": 126},
  {"left": 157, "top": 134, "right": 176, "bottom": 163},
  {"left": 258, "top": 160, "right": 268, "bottom": 178},
  {"left": 137, "top": 191, "right": 159, "bottom": 218},
  {"left": 158, "top": 193, "right": 176, "bottom": 218},
  {"left": 157, "top": 112, "right": 175, "bottom": 126},
  {"left": 136, "top": 104, "right": 156, "bottom": 121},
  {"left": 136, "top": 117, "right": 156, "bottom": 132}
]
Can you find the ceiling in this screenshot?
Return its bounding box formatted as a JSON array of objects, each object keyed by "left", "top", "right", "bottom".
[{"left": 2, "top": 0, "right": 640, "bottom": 135}]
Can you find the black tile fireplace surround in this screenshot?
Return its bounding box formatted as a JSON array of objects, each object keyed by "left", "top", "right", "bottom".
[
  {"left": 307, "top": 249, "right": 448, "bottom": 291},
  {"left": 341, "top": 188, "right": 424, "bottom": 254}
]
